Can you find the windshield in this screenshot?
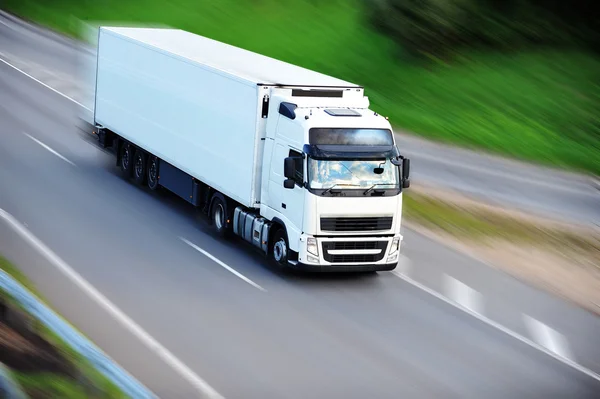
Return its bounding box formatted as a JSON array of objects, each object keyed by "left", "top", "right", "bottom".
[{"left": 308, "top": 158, "right": 399, "bottom": 189}]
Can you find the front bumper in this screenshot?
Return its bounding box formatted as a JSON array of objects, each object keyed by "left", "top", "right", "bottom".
[
  {"left": 288, "top": 260, "right": 398, "bottom": 273},
  {"left": 293, "top": 234, "right": 403, "bottom": 272}
]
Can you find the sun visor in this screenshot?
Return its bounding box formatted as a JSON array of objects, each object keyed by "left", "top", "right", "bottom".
[{"left": 303, "top": 144, "right": 398, "bottom": 160}]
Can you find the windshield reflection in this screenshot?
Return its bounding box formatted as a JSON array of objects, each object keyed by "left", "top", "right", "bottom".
[{"left": 308, "top": 158, "right": 398, "bottom": 189}]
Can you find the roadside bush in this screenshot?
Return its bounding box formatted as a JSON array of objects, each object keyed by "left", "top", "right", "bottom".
[
  {"left": 368, "top": 0, "right": 600, "bottom": 58},
  {"left": 368, "top": 0, "right": 475, "bottom": 58}
]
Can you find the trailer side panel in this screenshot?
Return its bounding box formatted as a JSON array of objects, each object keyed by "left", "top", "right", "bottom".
[{"left": 95, "top": 28, "right": 261, "bottom": 208}]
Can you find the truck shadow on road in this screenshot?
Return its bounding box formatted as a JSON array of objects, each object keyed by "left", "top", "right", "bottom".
[
  {"left": 77, "top": 142, "right": 390, "bottom": 287},
  {"left": 150, "top": 184, "right": 385, "bottom": 285}
]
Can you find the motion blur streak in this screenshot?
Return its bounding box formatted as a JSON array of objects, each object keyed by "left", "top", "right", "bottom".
[
  {"left": 0, "top": 208, "right": 225, "bottom": 399},
  {"left": 0, "top": 7, "right": 600, "bottom": 399}
]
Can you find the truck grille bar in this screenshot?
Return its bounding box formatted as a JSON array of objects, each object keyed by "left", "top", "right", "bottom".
[{"left": 320, "top": 216, "right": 393, "bottom": 232}]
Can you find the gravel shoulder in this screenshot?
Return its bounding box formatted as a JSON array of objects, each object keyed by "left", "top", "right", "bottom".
[{"left": 405, "top": 183, "right": 600, "bottom": 315}]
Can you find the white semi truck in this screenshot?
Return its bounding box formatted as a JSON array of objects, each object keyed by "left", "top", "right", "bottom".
[{"left": 92, "top": 27, "right": 411, "bottom": 272}]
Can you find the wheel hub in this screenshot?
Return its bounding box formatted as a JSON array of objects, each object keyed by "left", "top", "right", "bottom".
[
  {"left": 122, "top": 148, "right": 130, "bottom": 168},
  {"left": 135, "top": 156, "right": 143, "bottom": 176},
  {"left": 273, "top": 239, "right": 287, "bottom": 262},
  {"left": 214, "top": 204, "right": 224, "bottom": 230},
  {"left": 148, "top": 161, "right": 157, "bottom": 185}
]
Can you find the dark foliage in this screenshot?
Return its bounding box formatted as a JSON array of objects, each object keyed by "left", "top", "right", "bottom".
[{"left": 368, "top": 0, "right": 600, "bottom": 57}]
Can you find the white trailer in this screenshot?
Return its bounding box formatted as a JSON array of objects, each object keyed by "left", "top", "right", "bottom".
[{"left": 93, "top": 27, "right": 411, "bottom": 272}]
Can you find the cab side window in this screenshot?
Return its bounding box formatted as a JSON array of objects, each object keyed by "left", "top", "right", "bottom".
[{"left": 289, "top": 149, "right": 303, "bottom": 186}]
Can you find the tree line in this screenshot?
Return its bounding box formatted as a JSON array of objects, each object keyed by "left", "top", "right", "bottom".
[{"left": 368, "top": 0, "right": 599, "bottom": 58}]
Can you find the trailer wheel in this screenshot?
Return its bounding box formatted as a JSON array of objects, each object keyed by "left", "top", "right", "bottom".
[
  {"left": 270, "top": 228, "right": 289, "bottom": 269},
  {"left": 119, "top": 142, "right": 134, "bottom": 177},
  {"left": 147, "top": 156, "right": 159, "bottom": 191},
  {"left": 210, "top": 194, "right": 230, "bottom": 237},
  {"left": 133, "top": 150, "right": 147, "bottom": 185}
]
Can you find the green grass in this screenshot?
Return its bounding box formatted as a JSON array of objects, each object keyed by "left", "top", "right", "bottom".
[
  {"left": 403, "top": 192, "right": 537, "bottom": 241},
  {"left": 3, "top": 0, "right": 600, "bottom": 174},
  {"left": 12, "top": 371, "right": 125, "bottom": 399},
  {"left": 11, "top": 372, "right": 90, "bottom": 398},
  {"left": 0, "top": 255, "right": 38, "bottom": 295},
  {"left": 404, "top": 192, "right": 544, "bottom": 242},
  {"left": 0, "top": 256, "right": 127, "bottom": 398}
]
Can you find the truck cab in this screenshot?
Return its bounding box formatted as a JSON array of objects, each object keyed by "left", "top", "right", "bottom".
[{"left": 258, "top": 87, "right": 410, "bottom": 271}]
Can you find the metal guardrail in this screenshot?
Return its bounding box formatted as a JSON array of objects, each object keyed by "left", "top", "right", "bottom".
[
  {"left": 0, "top": 363, "right": 28, "bottom": 399},
  {"left": 0, "top": 269, "right": 156, "bottom": 399}
]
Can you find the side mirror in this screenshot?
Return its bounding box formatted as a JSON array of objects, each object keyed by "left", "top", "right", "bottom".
[
  {"left": 284, "top": 179, "right": 295, "bottom": 189},
  {"left": 401, "top": 158, "right": 410, "bottom": 189},
  {"left": 402, "top": 158, "right": 410, "bottom": 181},
  {"left": 284, "top": 157, "right": 295, "bottom": 179}
]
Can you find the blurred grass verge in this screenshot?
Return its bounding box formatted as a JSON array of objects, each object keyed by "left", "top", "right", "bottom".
[
  {"left": 2, "top": 0, "right": 600, "bottom": 175},
  {"left": 0, "top": 256, "right": 127, "bottom": 398},
  {"left": 404, "top": 185, "right": 600, "bottom": 314}
]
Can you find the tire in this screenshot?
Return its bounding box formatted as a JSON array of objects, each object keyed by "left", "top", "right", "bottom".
[
  {"left": 147, "top": 156, "right": 159, "bottom": 191},
  {"left": 270, "top": 228, "right": 289, "bottom": 270},
  {"left": 210, "top": 194, "right": 230, "bottom": 237},
  {"left": 119, "top": 142, "right": 134, "bottom": 177},
  {"left": 133, "top": 149, "right": 147, "bottom": 185}
]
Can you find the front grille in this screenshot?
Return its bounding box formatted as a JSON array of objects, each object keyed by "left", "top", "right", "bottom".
[
  {"left": 322, "top": 241, "right": 388, "bottom": 263},
  {"left": 323, "top": 241, "right": 383, "bottom": 251},
  {"left": 320, "top": 216, "right": 393, "bottom": 232}
]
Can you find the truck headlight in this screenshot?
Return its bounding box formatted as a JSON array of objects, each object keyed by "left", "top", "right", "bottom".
[
  {"left": 307, "top": 237, "right": 319, "bottom": 257},
  {"left": 389, "top": 237, "right": 400, "bottom": 255}
]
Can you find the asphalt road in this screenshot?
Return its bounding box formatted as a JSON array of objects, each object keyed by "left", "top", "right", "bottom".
[
  {"left": 1, "top": 10, "right": 599, "bottom": 226},
  {"left": 1, "top": 10, "right": 600, "bottom": 399}
]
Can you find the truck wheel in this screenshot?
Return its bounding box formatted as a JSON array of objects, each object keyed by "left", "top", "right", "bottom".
[
  {"left": 147, "top": 156, "right": 159, "bottom": 191},
  {"left": 119, "top": 142, "right": 134, "bottom": 177},
  {"left": 133, "top": 150, "right": 147, "bottom": 185},
  {"left": 270, "top": 228, "right": 289, "bottom": 269},
  {"left": 210, "top": 194, "right": 230, "bottom": 237}
]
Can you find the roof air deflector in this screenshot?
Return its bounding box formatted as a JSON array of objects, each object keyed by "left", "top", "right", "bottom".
[{"left": 292, "top": 89, "right": 344, "bottom": 98}]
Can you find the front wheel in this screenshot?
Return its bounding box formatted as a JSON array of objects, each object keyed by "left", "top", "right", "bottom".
[{"left": 270, "top": 228, "right": 289, "bottom": 269}]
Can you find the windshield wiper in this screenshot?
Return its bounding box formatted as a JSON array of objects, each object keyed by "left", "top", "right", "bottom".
[
  {"left": 322, "top": 183, "right": 358, "bottom": 196},
  {"left": 363, "top": 184, "right": 392, "bottom": 196}
]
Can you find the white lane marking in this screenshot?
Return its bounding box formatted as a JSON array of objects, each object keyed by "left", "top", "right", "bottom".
[
  {"left": 523, "top": 315, "right": 574, "bottom": 360},
  {"left": 179, "top": 237, "right": 266, "bottom": 292},
  {"left": 391, "top": 272, "right": 600, "bottom": 383},
  {"left": 0, "top": 209, "right": 225, "bottom": 399},
  {"left": 391, "top": 254, "right": 412, "bottom": 278},
  {"left": 0, "top": 11, "right": 95, "bottom": 56},
  {"left": 0, "top": 16, "right": 44, "bottom": 41},
  {"left": 0, "top": 56, "right": 92, "bottom": 111},
  {"left": 24, "top": 133, "right": 76, "bottom": 166},
  {"left": 443, "top": 275, "right": 483, "bottom": 315},
  {"left": 0, "top": 17, "right": 13, "bottom": 28}
]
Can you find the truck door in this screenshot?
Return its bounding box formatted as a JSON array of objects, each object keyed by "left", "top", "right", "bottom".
[{"left": 270, "top": 144, "right": 305, "bottom": 242}]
